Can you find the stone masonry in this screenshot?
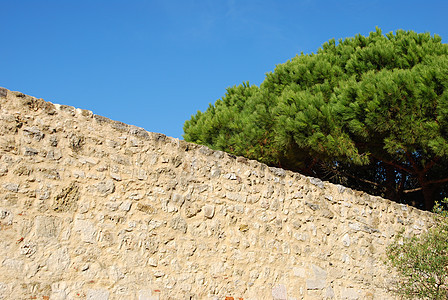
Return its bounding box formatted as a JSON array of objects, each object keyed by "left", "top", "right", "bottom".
[{"left": 0, "top": 87, "right": 435, "bottom": 299}]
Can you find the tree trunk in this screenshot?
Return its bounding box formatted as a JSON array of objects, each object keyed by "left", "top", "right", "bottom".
[
  {"left": 384, "top": 163, "right": 398, "bottom": 201},
  {"left": 421, "top": 183, "right": 435, "bottom": 211}
]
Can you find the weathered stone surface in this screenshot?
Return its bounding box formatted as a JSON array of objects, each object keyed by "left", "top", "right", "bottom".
[
  {"left": 47, "top": 246, "right": 70, "bottom": 273},
  {"left": 73, "top": 219, "right": 96, "bottom": 243},
  {"left": 170, "top": 215, "right": 187, "bottom": 233},
  {"left": 3, "top": 183, "right": 19, "bottom": 192},
  {"left": 341, "top": 287, "right": 360, "bottom": 299},
  {"left": 53, "top": 182, "right": 79, "bottom": 212},
  {"left": 272, "top": 284, "right": 287, "bottom": 300},
  {"left": 203, "top": 205, "right": 215, "bottom": 218},
  {"left": 0, "top": 88, "right": 435, "bottom": 299},
  {"left": 23, "top": 126, "right": 44, "bottom": 141},
  {"left": 86, "top": 289, "right": 109, "bottom": 300},
  {"left": 0, "top": 87, "right": 7, "bottom": 98},
  {"left": 96, "top": 180, "right": 115, "bottom": 195},
  {"left": 184, "top": 202, "right": 201, "bottom": 218},
  {"left": 34, "top": 215, "right": 61, "bottom": 239},
  {"left": 136, "top": 203, "right": 156, "bottom": 214},
  {"left": 342, "top": 233, "right": 351, "bottom": 247},
  {"left": 306, "top": 279, "right": 326, "bottom": 290},
  {"left": 326, "top": 286, "right": 335, "bottom": 298}
]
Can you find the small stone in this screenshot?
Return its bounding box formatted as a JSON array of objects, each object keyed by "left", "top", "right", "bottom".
[
  {"left": 342, "top": 253, "right": 351, "bottom": 264},
  {"left": 224, "top": 173, "right": 237, "bottom": 180},
  {"left": 138, "top": 290, "right": 159, "bottom": 300},
  {"left": 326, "top": 286, "right": 335, "bottom": 299},
  {"left": 311, "top": 264, "right": 327, "bottom": 280},
  {"left": 110, "top": 172, "right": 122, "bottom": 181},
  {"left": 137, "top": 203, "right": 156, "bottom": 214},
  {"left": 148, "top": 257, "right": 158, "bottom": 267},
  {"left": 72, "top": 170, "right": 85, "bottom": 178},
  {"left": 137, "top": 169, "right": 148, "bottom": 180},
  {"left": 20, "top": 242, "right": 37, "bottom": 257},
  {"left": 184, "top": 202, "right": 201, "bottom": 218},
  {"left": 170, "top": 215, "right": 187, "bottom": 233},
  {"left": 272, "top": 284, "right": 287, "bottom": 300},
  {"left": 3, "top": 183, "right": 19, "bottom": 192},
  {"left": 306, "top": 279, "right": 326, "bottom": 290},
  {"left": 86, "top": 289, "right": 109, "bottom": 300},
  {"left": 342, "top": 233, "right": 351, "bottom": 247},
  {"left": 0, "top": 164, "right": 8, "bottom": 176},
  {"left": 23, "top": 126, "right": 44, "bottom": 141},
  {"left": 340, "top": 288, "right": 359, "bottom": 299},
  {"left": 154, "top": 271, "right": 165, "bottom": 278},
  {"left": 210, "top": 167, "right": 221, "bottom": 177},
  {"left": 73, "top": 219, "right": 96, "bottom": 243},
  {"left": 305, "top": 202, "right": 320, "bottom": 211},
  {"left": 309, "top": 177, "right": 324, "bottom": 188},
  {"left": 47, "top": 247, "right": 70, "bottom": 273},
  {"left": 171, "top": 193, "right": 185, "bottom": 206},
  {"left": 119, "top": 201, "right": 132, "bottom": 212},
  {"left": 269, "top": 167, "right": 286, "bottom": 177},
  {"left": 47, "top": 149, "right": 62, "bottom": 160},
  {"left": 321, "top": 209, "right": 334, "bottom": 219},
  {"left": 24, "top": 147, "right": 38, "bottom": 156},
  {"left": 96, "top": 180, "right": 115, "bottom": 195},
  {"left": 293, "top": 267, "right": 306, "bottom": 277},
  {"left": 203, "top": 205, "right": 215, "bottom": 219},
  {"left": 239, "top": 224, "right": 249, "bottom": 232}
]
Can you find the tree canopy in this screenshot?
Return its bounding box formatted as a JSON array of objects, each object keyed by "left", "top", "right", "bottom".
[{"left": 183, "top": 28, "right": 448, "bottom": 210}]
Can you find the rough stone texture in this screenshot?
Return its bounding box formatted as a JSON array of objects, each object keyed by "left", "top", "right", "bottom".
[{"left": 0, "top": 88, "right": 435, "bottom": 299}]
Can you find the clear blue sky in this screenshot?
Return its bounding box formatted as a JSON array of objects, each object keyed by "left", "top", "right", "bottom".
[{"left": 2, "top": 0, "right": 447, "bottom": 139}]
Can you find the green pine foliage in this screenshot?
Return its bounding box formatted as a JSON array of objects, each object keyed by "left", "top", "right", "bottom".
[{"left": 183, "top": 28, "right": 448, "bottom": 210}]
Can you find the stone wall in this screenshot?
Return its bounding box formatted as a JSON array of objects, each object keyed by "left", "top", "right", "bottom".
[{"left": 0, "top": 87, "right": 434, "bottom": 299}]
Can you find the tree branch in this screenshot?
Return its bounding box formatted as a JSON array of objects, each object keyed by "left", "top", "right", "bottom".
[
  {"left": 406, "top": 151, "right": 420, "bottom": 173},
  {"left": 371, "top": 154, "right": 414, "bottom": 175},
  {"left": 403, "top": 187, "right": 422, "bottom": 193},
  {"left": 427, "top": 177, "right": 448, "bottom": 185},
  {"left": 422, "top": 157, "right": 440, "bottom": 173}
]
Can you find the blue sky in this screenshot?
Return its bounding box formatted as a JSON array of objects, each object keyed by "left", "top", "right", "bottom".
[{"left": 2, "top": 0, "right": 447, "bottom": 139}]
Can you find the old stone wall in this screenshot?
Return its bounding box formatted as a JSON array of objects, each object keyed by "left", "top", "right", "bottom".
[{"left": 0, "top": 87, "right": 434, "bottom": 299}]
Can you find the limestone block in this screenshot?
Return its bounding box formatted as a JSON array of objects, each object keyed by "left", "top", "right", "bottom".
[
  {"left": 2, "top": 258, "right": 24, "bottom": 273},
  {"left": 272, "top": 284, "right": 287, "bottom": 300},
  {"left": 293, "top": 267, "right": 306, "bottom": 277},
  {"left": 119, "top": 201, "right": 132, "bottom": 212},
  {"left": 306, "top": 279, "right": 326, "bottom": 290},
  {"left": 86, "top": 289, "right": 110, "bottom": 300},
  {"left": 20, "top": 241, "right": 37, "bottom": 257},
  {"left": 35, "top": 215, "right": 61, "bottom": 239},
  {"left": 210, "top": 166, "right": 221, "bottom": 178},
  {"left": 73, "top": 219, "right": 96, "bottom": 243},
  {"left": 170, "top": 215, "right": 187, "bottom": 233},
  {"left": 3, "top": 183, "right": 19, "bottom": 192},
  {"left": 46, "top": 247, "right": 70, "bottom": 273},
  {"left": 139, "top": 289, "right": 159, "bottom": 300},
  {"left": 340, "top": 287, "right": 359, "bottom": 299},
  {"left": 53, "top": 182, "right": 79, "bottom": 212},
  {"left": 0, "top": 282, "right": 9, "bottom": 299},
  {"left": 342, "top": 233, "right": 351, "bottom": 247},
  {"left": 184, "top": 202, "right": 201, "bottom": 218},
  {"left": 203, "top": 205, "right": 215, "bottom": 219},
  {"left": 96, "top": 180, "right": 115, "bottom": 195},
  {"left": 0, "top": 164, "right": 8, "bottom": 176},
  {"left": 326, "top": 286, "right": 335, "bottom": 298},
  {"left": 136, "top": 203, "right": 156, "bottom": 214},
  {"left": 23, "top": 126, "right": 44, "bottom": 141}
]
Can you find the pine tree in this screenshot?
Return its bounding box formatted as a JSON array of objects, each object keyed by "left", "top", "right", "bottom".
[{"left": 183, "top": 28, "right": 448, "bottom": 210}]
